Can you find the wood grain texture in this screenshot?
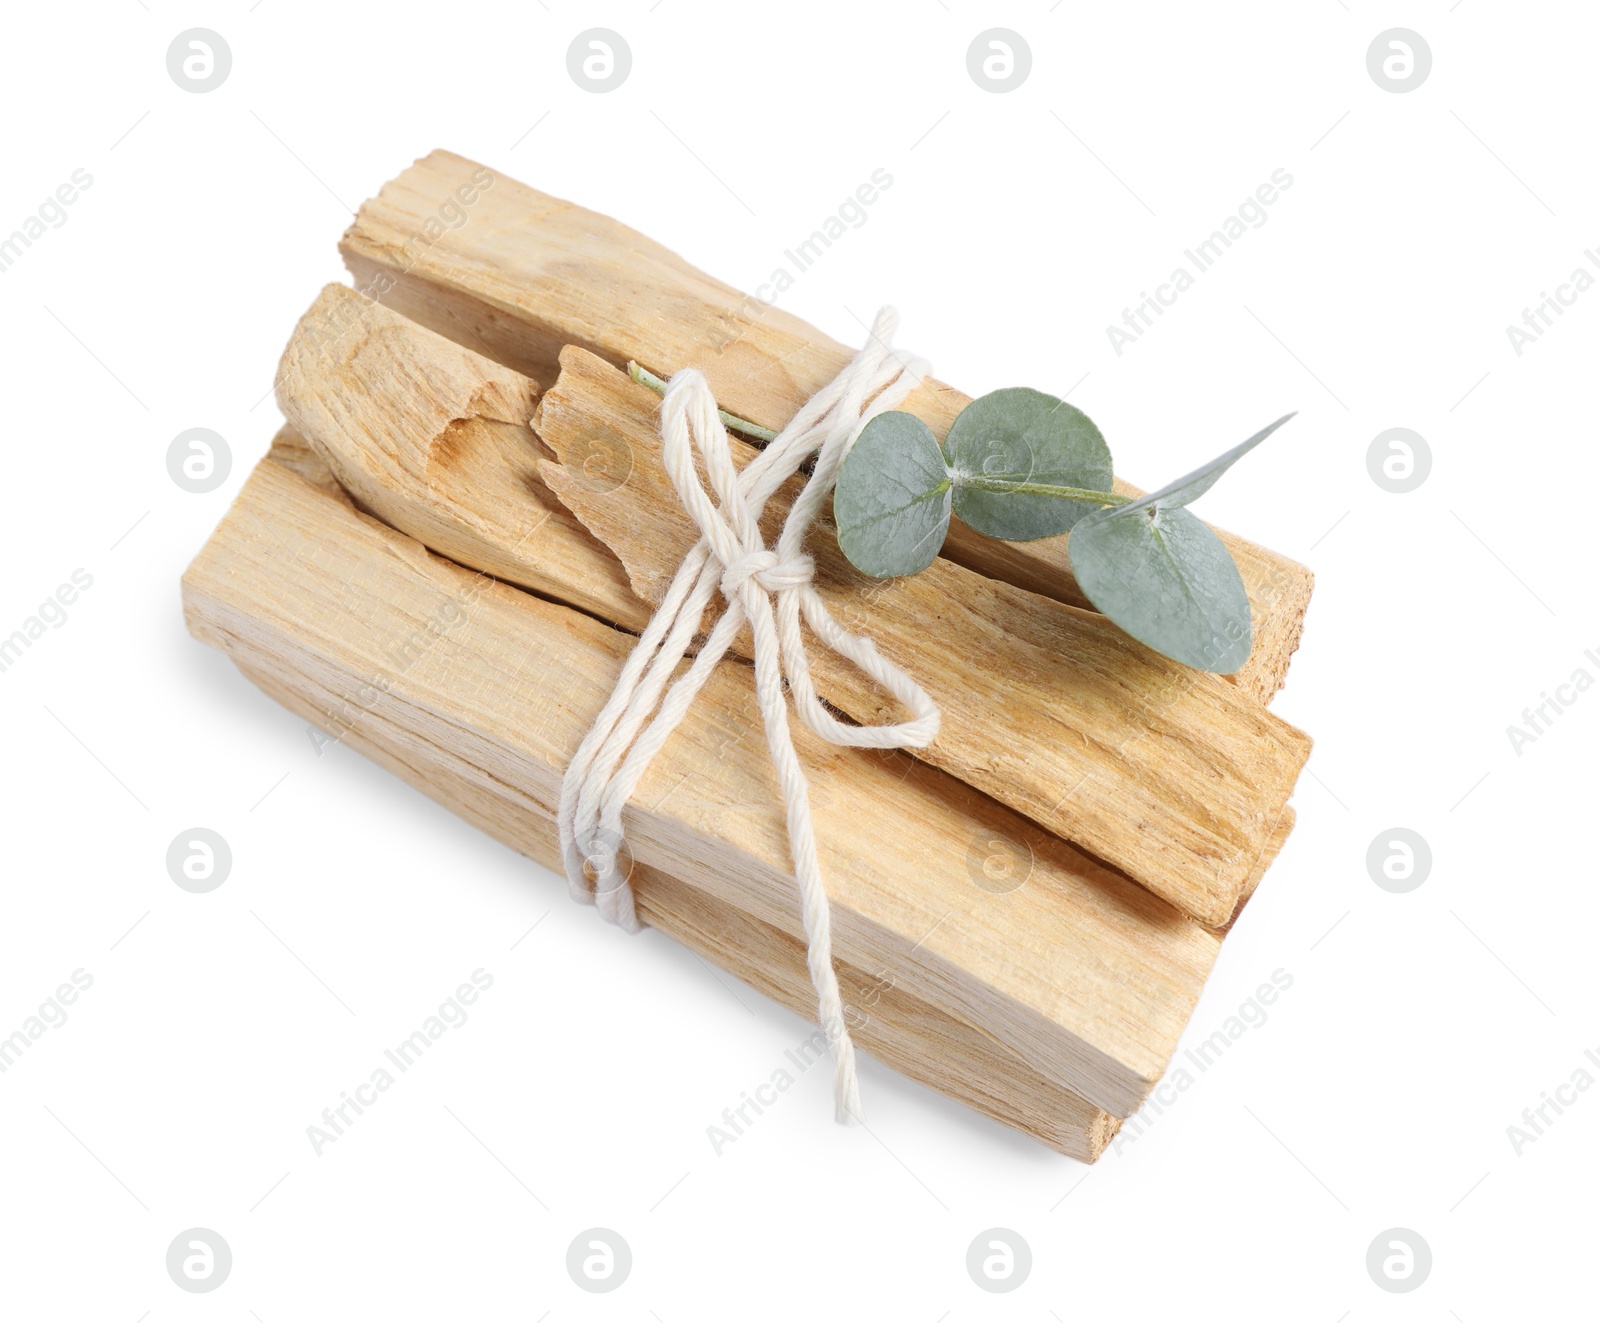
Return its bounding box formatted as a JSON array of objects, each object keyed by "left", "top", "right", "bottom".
[
  {"left": 262, "top": 398, "right": 1286, "bottom": 934},
  {"left": 1224, "top": 807, "right": 1293, "bottom": 934},
  {"left": 219, "top": 517, "right": 1117, "bottom": 1159},
  {"left": 274, "top": 287, "right": 645, "bottom": 634},
  {"left": 339, "top": 148, "right": 1312, "bottom": 703},
  {"left": 535, "top": 348, "right": 1312, "bottom": 927},
  {"left": 276, "top": 286, "right": 1305, "bottom": 924},
  {"left": 181, "top": 431, "right": 1223, "bottom": 1119}
]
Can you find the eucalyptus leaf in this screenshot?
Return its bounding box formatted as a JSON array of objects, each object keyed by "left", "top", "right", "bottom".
[
  {"left": 1117, "top": 412, "right": 1296, "bottom": 515},
  {"left": 945, "top": 387, "right": 1113, "bottom": 541},
  {"left": 834, "top": 411, "right": 953, "bottom": 578},
  {"left": 1066, "top": 413, "right": 1295, "bottom": 672},
  {"left": 1070, "top": 505, "right": 1252, "bottom": 672}
]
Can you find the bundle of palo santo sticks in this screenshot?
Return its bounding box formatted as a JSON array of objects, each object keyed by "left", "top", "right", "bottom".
[{"left": 183, "top": 150, "right": 1313, "bottom": 1161}]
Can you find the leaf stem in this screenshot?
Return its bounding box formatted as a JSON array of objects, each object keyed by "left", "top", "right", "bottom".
[
  {"left": 956, "top": 475, "right": 1128, "bottom": 506},
  {"left": 626, "top": 361, "right": 780, "bottom": 443}
]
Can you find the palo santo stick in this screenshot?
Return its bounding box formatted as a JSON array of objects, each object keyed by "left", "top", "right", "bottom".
[
  {"left": 534, "top": 347, "right": 1311, "bottom": 926},
  {"left": 215, "top": 451, "right": 1117, "bottom": 1160},
  {"left": 183, "top": 427, "right": 1220, "bottom": 1118},
  {"left": 267, "top": 285, "right": 645, "bottom": 633},
  {"left": 1225, "top": 807, "right": 1293, "bottom": 934},
  {"left": 259, "top": 424, "right": 1293, "bottom": 939},
  {"left": 277, "top": 286, "right": 1306, "bottom": 925},
  {"left": 239, "top": 663, "right": 1118, "bottom": 1160},
  {"left": 338, "top": 149, "right": 1312, "bottom": 704}
]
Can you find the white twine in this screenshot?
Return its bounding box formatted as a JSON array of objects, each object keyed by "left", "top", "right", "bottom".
[{"left": 556, "top": 308, "right": 940, "bottom": 1123}]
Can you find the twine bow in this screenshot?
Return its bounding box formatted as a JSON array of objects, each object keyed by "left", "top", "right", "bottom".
[{"left": 557, "top": 308, "right": 940, "bottom": 1122}]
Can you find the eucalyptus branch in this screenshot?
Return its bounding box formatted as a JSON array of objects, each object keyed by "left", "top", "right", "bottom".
[
  {"left": 627, "top": 361, "right": 779, "bottom": 444},
  {"left": 832, "top": 386, "right": 1296, "bottom": 674},
  {"left": 955, "top": 475, "right": 1128, "bottom": 506}
]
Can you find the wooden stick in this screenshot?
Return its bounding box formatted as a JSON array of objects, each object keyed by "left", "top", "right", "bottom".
[
  {"left": 182, "top": 429, "right": 1224, "bottom": 1119},
  {"left": 247, "top": 411, "right": 1297, "bottom": 934},
  {"left": 277, "top": 285, "right": 1306, "bottom": 925},
  {"left": 213, "top": 445, "right": 1119, "bottom": 1159},
  {"left": 1225, "top": 807, "right": 1293, "bottom": 933},
  {"left": 267, "top": 281, "right": 646, "bottom": 633},
  {"left": 535, "top": 348, "right": 1312, "bottom": 927},
  {"left": 338, "top": 149, "right": 1312, "bottom": 704},
  {"left": 260, "top": 343, "right": 1298, "bottom": 936}
]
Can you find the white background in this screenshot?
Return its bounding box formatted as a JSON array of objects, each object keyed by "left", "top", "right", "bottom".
[{"left": 2, "top": 1, "right": 1595, "bottom": 1316}]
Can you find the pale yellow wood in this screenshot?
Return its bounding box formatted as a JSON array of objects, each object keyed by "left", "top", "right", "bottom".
[
  {"left": 536, "top": 350, "right": 1313, "bottom": 926},
  {"left": 268, "top": 412, "right": 1292, "bottom": 934},
  {"left": 181, "top": 430, "right": 1222, "bottom": 1118},
  {"left": 271, "top": 285, "right": 646, "bottom": 633},
  {"left": 339, "top": 148, "right": 1312, "bottom": 703},
  {"left": 1222, "top": 807, "right": 1294, "bottom": 934},
  {"left": 221, "top": 517, "right": 1117, "bottom": 1160},
  {"left": 275, "top": 285, "right": 1306, "bottom": 925}
]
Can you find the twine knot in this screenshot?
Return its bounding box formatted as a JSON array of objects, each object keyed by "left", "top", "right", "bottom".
[{"left": 719, "top": 549, "right": 815, "bottom": 598}]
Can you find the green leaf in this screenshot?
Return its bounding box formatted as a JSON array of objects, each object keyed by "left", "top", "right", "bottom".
[
  {"left": 1067, "top": 414, "right": 1294, "bottom": 671},
  {"left": 1116, "top": 412, "right": 1296, "bottom": 515},
  {"left": 833, "top": 411, "right": 953, "bottom": 578},
  {"left": 945, "top": 387, "right": 1113, "bottom": 540},
  {"left": 1070, "top": 507, "right": 1251, "bottom": 671}
]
